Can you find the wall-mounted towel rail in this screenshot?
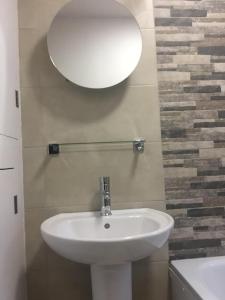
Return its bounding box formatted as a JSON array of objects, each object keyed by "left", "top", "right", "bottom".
[{"left": 48, "top": 138, "right": 145, "bottom": 155}]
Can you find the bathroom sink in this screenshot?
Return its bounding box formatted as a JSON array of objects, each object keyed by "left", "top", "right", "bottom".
[
  {"left": 41, "top": 208, "right": 174, "bottom": 300},
  {"left": 41, "top": 208, "right": 173, "bottom": 265}
]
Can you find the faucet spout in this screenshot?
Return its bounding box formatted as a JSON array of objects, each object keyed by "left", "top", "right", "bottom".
[{"left": 99, "top": 176, "right": 112, "bottom": 216}]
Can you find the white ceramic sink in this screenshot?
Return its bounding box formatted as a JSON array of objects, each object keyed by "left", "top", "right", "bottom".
[
  {"left": 41, "top": 208, "right": 174, "bottom": 300},
  {"left": 41, "top": 208, "right": 173, "bottom": 264}
]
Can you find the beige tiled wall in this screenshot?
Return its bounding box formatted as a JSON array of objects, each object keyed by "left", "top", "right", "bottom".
[{"left": 18, "top": 0, "right": 168, "bottom": 299}]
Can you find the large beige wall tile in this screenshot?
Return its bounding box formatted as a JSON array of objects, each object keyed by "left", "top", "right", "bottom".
[
  {"left": 47, "top": 266, "right": 92, "bottom": 300},
  {"left": 19, "top": 29, "right": 42, "bottom": 87},
  {"left": 117, "top": 0, "right": 155, "bottom": 28},
  {"left": 27, "top": 270, "right": 48, "bottom": 300},
  {"left": 133, "top": 260, "right": 169, "bottom": 300},
  {"left": 46, "top": 253, "right": 92, "bottom": 300},
  {"left": 18, "top": 17, "right": 67, "bottom": 89},
  {"left": 23, "top": 148, "right": 47, "bottom": 208},
  {"left": 21, "top": 88, "right": 46, "bottom": 146},
  {"left": 18, "top": 0, "right": 67, "bottom": 30},
  {"left": 26, "top": 238, "right": 48, "bottom": 271},
  {"left": 45, "top": 142, "right": 165, "bottom": 207},
  {"left": 47, "top": 248, "right": 78, "bottom": 270},
  {"left": 25, "top": 208, "right": 49, "bottom": 242},
  {"left": 150, "top": 243, "right": 169, "bottom": 262},
  {"left": 20, "top": 27, "right": 68, "bottom": 88},
  {"left": 42, "top": 85, "right": 161, "bottom": 144},
  {"left": 37, "top": 0, "right": 68, "bottom": 34},
  {"left": 129, "top": 29, "right": 158, "bottom": 86},
  {"left": 114, "top": 200, "right": 165, "bottom": 211},
  {"left": 18, "top": 0, "right": 40, "bottom": 29}
]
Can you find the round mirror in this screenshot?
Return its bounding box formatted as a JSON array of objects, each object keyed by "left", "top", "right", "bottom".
[{"left": 47, "top": 0, "right": 142, "bottom": 89}]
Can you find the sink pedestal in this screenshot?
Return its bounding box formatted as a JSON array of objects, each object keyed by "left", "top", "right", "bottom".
[{"left": 91, "top": 263, "right": 132, "bottom": 300}]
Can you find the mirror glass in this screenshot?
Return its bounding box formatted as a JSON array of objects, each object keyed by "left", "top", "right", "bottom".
[{"left": 47, "top": 0, "right": 142, "bottom": 89}]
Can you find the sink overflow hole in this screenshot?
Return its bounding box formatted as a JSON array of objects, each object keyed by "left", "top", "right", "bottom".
[{"left": 104, "top": 223, "right": 110, "bottom": 229}]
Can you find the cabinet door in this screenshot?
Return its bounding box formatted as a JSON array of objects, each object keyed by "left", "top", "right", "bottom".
[
  {"left": 0, "top": 0, "right": 20, "bottom": 138},
  {"left": 0, "top": 169, "right": 25, "bottom": 300},
  {"left": 0, "top": 135, "right": 18, "bottom": 169}
]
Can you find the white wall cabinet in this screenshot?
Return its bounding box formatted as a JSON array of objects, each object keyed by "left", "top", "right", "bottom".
[
  {"left": 0, "top": 0, "right": 26, "bottom": 299},
  {"left": 0, "top": 0, "right": 20, "bottom": 138},
  {"left": 0, "top": 135, "right": 18, "bottom": 169},
  {"left": 0, "top": 135, "right": 26, "bottom": 300},
  {"left": 0, "top": 170, "right": 25, "bottom": 300}
]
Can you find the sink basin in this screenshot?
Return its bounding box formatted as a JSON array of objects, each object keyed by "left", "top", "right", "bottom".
[
  {"left": 41, "top": 208, "right": 174, "bottom": 300},
  {"left": 41, "top": 208, "right": 173, "bottom": 264}
]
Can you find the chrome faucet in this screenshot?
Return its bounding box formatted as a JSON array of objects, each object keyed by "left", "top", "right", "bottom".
[{"left": 99, "top": 176, "right": 112, "bottom": 216}]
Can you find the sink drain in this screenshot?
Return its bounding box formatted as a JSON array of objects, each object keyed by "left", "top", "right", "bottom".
[{"left": 104, "top": 223, "right": 110, "bottom": 229}]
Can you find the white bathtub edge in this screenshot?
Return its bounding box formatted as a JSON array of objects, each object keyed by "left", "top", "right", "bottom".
[{"left": 170, "top": 256, "right": 225, "bottom": 300}]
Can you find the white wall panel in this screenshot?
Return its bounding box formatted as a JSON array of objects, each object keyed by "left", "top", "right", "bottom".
[
  {"left": 0, "top": 0, "right": 26, "bottom": 299},
  {"left": 0, "top": 135, "right": 18, "bottom": 169},
  {"left": 0, "top": 0, "right": 20, "bottom": 138},
  {"left": 0, "top": 170, "right": 26, "bottom": 300}
]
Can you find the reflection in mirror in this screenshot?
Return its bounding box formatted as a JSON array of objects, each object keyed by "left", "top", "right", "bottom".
[{"left": 47, "top": 0, "right": 142, "bottom": 89}]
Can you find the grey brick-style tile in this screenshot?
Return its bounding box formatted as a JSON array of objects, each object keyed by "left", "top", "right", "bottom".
[{"left": 154, "top": 0, "right": 225, "bottom": 259}]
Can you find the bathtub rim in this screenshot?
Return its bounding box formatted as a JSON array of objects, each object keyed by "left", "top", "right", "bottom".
[
  {"left": 170, "top": 256, "right": 225, "bottom": 300},
  {"left": 169, "top": 263, "right": 203, "bottom": 300}
]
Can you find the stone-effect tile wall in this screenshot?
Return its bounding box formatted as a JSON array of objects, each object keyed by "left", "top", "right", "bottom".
[{"left": 154, "top": 0, "right": 225, "bottom": 259}]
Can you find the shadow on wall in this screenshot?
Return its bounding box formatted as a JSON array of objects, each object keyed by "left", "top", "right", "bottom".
[
  {"left": 27, "top": 245, "right": 155, "bottom": 300},
  {"left": 30, "top": 36, "right": 130, "bottom": 124},
  {"left": 16, "top": 269, "right": 27, "bottom": 300},
  {"left": 27, "top": 246, "right": 92, "bottom": 299}
]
